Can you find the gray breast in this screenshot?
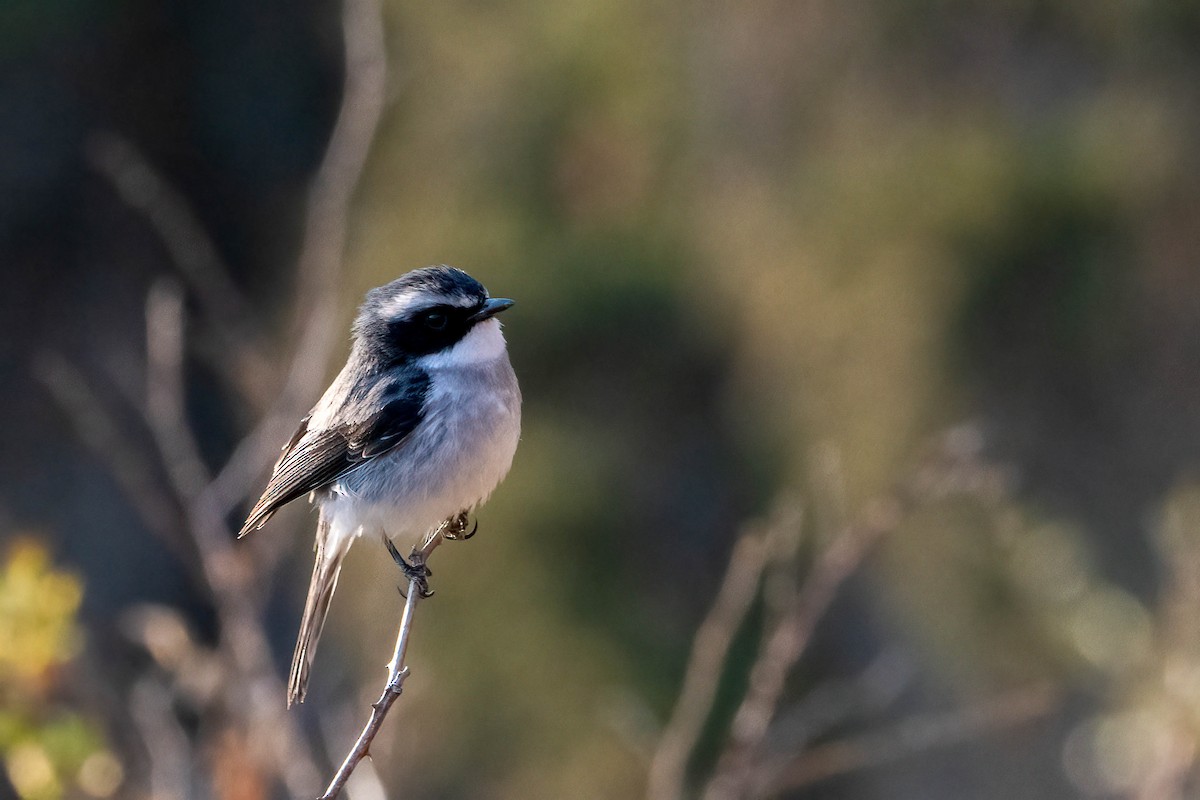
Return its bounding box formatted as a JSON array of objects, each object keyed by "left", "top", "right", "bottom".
[{"left": 332, "top": 355, "right": 521, "bottom": 541}]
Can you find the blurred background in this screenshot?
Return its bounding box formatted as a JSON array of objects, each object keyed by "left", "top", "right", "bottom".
[{"left": 4, "top": 1, "right": 1200, "bottom": 798}]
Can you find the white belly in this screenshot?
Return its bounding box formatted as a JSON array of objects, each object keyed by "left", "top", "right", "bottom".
[{"left": 319, "top": 351, "right": 521, "bottom": 552}]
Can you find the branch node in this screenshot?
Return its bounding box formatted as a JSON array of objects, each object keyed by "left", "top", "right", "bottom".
[{"left": 319, "top": 534, "right": 443, "bottom": 799}]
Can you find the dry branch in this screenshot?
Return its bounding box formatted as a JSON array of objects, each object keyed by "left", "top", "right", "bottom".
[
  {"left": 33, "top": 352, "right": 197, "bottom": 574},
  {"left": 86, "top": 134, "right": 275, "bottom": 411},
  {"left": 37, "top": 342, "right": 324, "bottom": 795},
  {"left": 195, "top": 0, "right": 388, "bottom": 533},
  {"left": 757, "top": 649, "right": 915, "bottom": 769},
  {"left": 45, "top": 0, "right": 391, "bottom": 794},
  {"left": 319, "top": 529, "right": 446, "bottom": 800},
  {"left": 702, "top": 428, "right": 1003, "bottom": 800},
  {"left": 699, "top": 496, "right": 905, "bottom": 800},
  {"left": 645, "top": 504, "right": 799, "bottom": 800},
  {"left": 644, "top": 426, "right": 1010, "bottom": 800},
  {"left": 767, "top": 683, "right": 1059, "bottom": 792}
]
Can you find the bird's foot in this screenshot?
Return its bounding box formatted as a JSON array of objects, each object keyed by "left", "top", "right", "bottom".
[
  {"left": 442, "top": 510, "right": 478, "bottom": 541},
  {"left": 385, "top": 537, "right": 433, "bottom": 598}
]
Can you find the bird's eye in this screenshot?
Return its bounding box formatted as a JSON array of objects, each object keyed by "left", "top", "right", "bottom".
[{"left": 424, "top": 311, "right": 448, "bottom": 331}]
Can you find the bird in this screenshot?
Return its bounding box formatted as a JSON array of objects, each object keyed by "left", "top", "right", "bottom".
[{"left": 238, "top": 266, "right": 521, "bottom": 706}]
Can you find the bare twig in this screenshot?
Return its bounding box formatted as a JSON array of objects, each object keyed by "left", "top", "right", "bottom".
[
  {"left": 57, "top": 0, "right": 391, "bottom": 795},
  {"left": 196, "top": 0, "right": 387, "bottom": 529},
  {"left": 699, "top": 498, "right": 903, "bottom": 800},
  {"left": 33, "top": 352, "right": 197, "bottom": 571},
  {"left": 767, "top": 683, "right": 1059, "bottom": 792},
  {"left": 86, "top": 136, "right": 256, "bottom": 330},
  {"left": 189, "top": 3, "right": 390, "bottom": 778},
  {"left": 88, "top": 0, "right": 389, "bottom": 531},
  {"left": 129, "top": 678, "right": 194, "bottom": 800},
  {"left": 645, "top": 503, "right": 801, "bottom": 800},
  {"left": 144, "top": 280, "right": 226, "bottom": 552},
  {"left": 141, "top": 280, "right": 274, "bottom": 612},
  {"left": 39, "top": 343, "right": 325, "bottom": 795},
  {"left": 761, "top": 649, "right": 916, "bottom": 771},
  {"left": 318, "top": 705, "right": 390, "bottom": 800},
  {"left": 86, "top": 134, "right": 275, "bottom": 410},
  {"left": 691, "top": 429, "right": 998, "bottom": 796},
  {"left": 320, "top": 529, "right": 446, "bottom": 800}
]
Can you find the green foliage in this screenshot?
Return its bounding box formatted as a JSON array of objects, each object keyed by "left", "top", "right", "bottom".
[{"left": 0, "top": 541, "right": 121, "bottom": 800}]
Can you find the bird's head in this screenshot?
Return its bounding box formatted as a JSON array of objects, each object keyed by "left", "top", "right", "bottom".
[{"left": 353, "top": 266, "right": 514, "bottom": 366}]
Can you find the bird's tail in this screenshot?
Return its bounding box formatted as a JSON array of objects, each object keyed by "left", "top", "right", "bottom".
[{"left": 288, "top": 513, "right": 352, "bottom": 707}]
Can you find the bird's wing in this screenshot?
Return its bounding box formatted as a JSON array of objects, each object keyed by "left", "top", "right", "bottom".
[{"left": 237, "top": 372, "right": 429, "bottom": 537}]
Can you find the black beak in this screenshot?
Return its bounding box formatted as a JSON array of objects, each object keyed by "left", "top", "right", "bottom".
[{"left": 469, "top": 297, "right": 515, "bottom": 323}]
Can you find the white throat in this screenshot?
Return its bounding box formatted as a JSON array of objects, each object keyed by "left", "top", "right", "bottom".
[{"left": 420, "top": 318, "right": 508, "bottom": 369}]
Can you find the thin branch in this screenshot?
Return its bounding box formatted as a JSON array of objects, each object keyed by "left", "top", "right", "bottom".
[
  {"left": 196, "top": 0, "right": 388, "bottom": 528},
  {"left": 32, "top": 352, "right": 198, "bottom": 574},
  {"left": 767, "top": 683, "right": 1060, "bottom": 792},
  {"left": 284, "top": 0, "right": 388, "bottom": 403},
  {"left": 88, "top": 0, "right": 389, "bottom": 530},
  {"left": 142, "top": 280, "right": 261, "bottom": 605},
  {"left": 696, "top": 426, "right": 1000, "bottom": 800},
  {"left": 759, "top": 650, "right": 915, "bottom": 765},
  {"left": 144, "top": 280, "right": 212, "bottom": 502},
  {"left": 86, "top": 135, "right": 255, "bottom": 328},
  {"left": 190, "top": 12, "right": 392, "bottom": 788},
  {"left": 700, "top": 496, "right": 907, "bottom": 800},
  {"left": 734, "top": 651, "right": 917, "bottom": 798},
  {"left": 320, "top": 529, "right": 446, "bottom": 800},
  {"left": 39, "top": 345, "right": 326, "bottom": 796},
  {"left": 86, "top": 133, "right": 276, "bottom": 410},
  {"left": 645, "top": 503, "right": 801, "bottom": 800},
  {"left": 61, "top": 0, "right": 390, "bottom": 795},
  {"left": 318, "top": 705, "right": 390, "bottom": 800},
  {"left": 129, "top": 678, "right": 194, "bottom": 800}
]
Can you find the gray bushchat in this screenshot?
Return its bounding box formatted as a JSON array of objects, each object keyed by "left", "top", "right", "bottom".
[{"left": 239, "top": 266, "right": 521, "bottom": 705}]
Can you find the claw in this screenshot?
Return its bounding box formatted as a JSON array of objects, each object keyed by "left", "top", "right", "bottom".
[
  {"left": 397, "top": 582, "right": 435, "bottom": 600},
  {"left": 443, "top": 511, "right": 478, "bottom": 541},
  {"left": 385, "top": 538, "right": 433, "bottom": 597}
]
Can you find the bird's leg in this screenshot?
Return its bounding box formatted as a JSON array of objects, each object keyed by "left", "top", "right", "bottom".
[
  {"left": 441, "top": 510, "right": 478, "bottom": 541},
  {"left": 385, "top": 537, "right": 433, "bottom": 598}
]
